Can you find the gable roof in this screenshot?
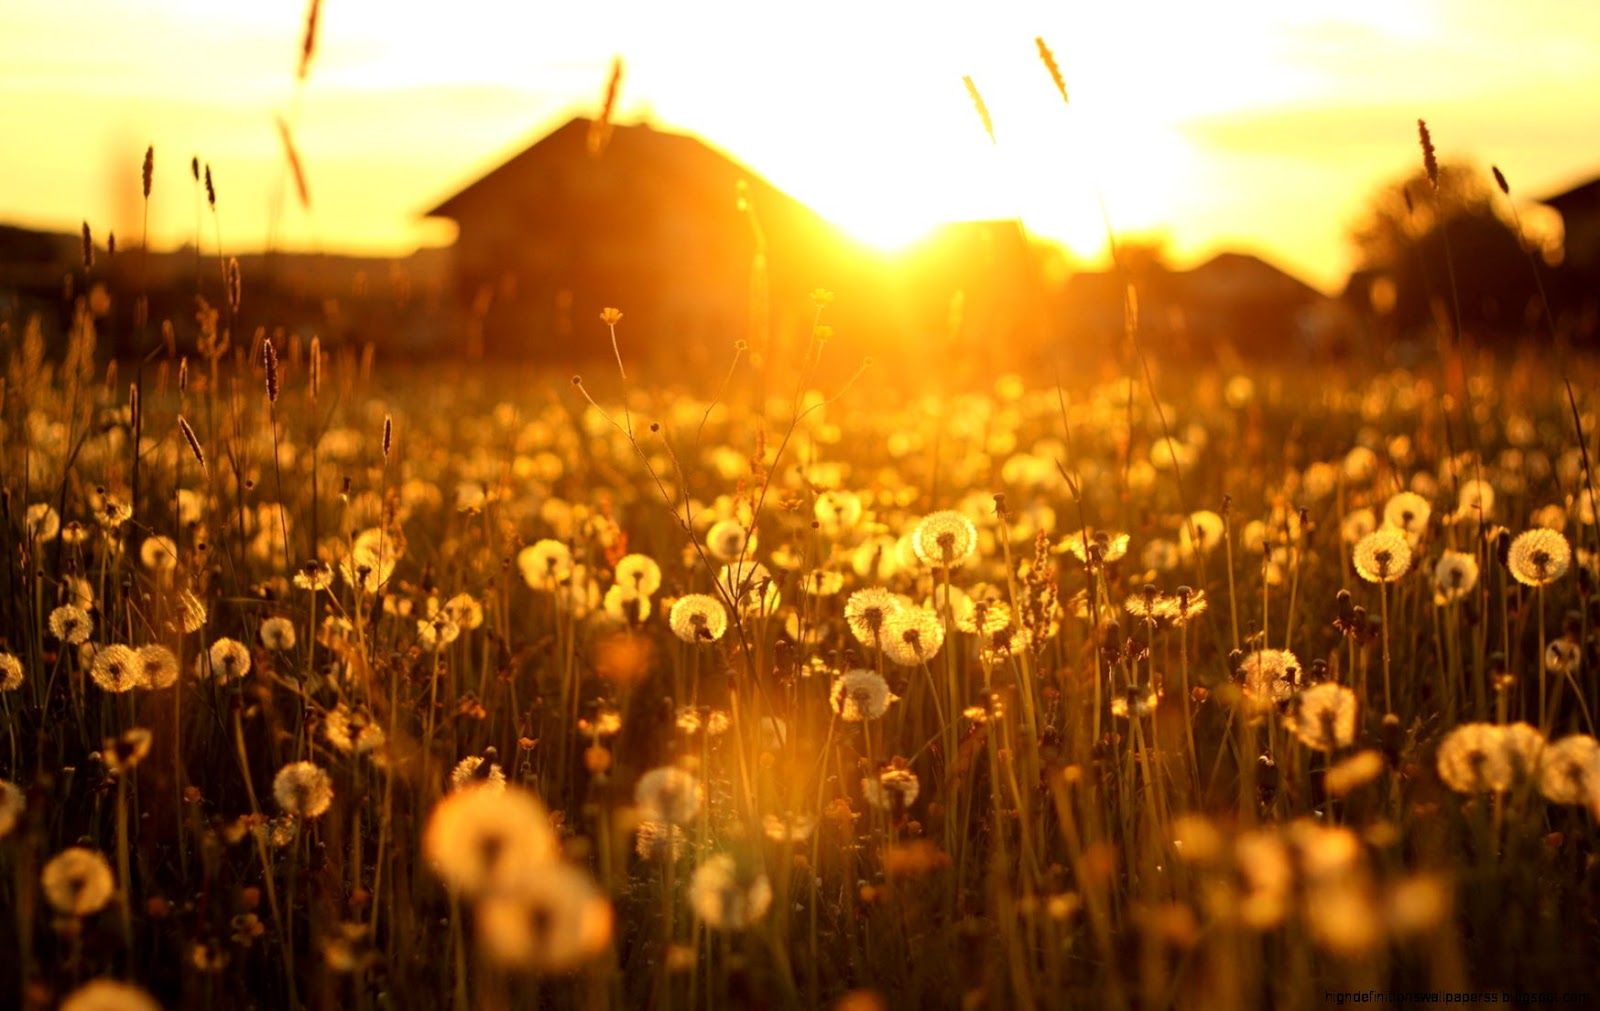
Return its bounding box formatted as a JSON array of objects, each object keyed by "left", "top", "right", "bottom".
[
  {"left": 1538, "top": 176, "right": 1600, "bottom": 215},
  {"left": 423, "top": 116, "right": 798, "bottom": 222}
]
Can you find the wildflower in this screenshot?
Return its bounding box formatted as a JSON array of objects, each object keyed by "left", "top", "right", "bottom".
[
  {"left": 845, "top": 587, "right": 902, "bottom": 648},
  {"left": 761, "top": 812, "right": 817, "bottom": 843},
  {"left": 1436, "top": 723, "right": 1516, "bottom": 793},
  {"left": 41, "top": 846, "right": 116, "bottom": 916},
  {"left": 474, "top": 864, "right": 613, "bottom": 971},
  {"left": 49, "top": 604, "right": 93, "bottom": 644},
  {"left": 881, "top": 608, "right": 944, "bottom": 665},
  {"left": 668, "top": 594, "right": 728, "bottom": 643},
  {"left": 688, "top": 854, "right": 773, "bottom": 930},
  {"left": 1432, "top": 550, "right": 1479, "bottom": 604},
  {"left": 0, "top": 653, "right": 21, "bottom": 691},
  {"left": 1058, "top": 528, "right": 1129, "bottom": 566},
  {"left": 90, "top": 644, "right": 144, "bottom": 693},
  {"left": 517, "top": 539, "right": 573, "bottom": 588},
  {"left": 801, "top": 569, "right": 845, "bottom": 597},
  {"left": 1353, "top": 528, "right": 1412, "bottom": 583},
  {"left": 424, "top": 786, "right": 560, "bottom": 897},
  {"left": 706, "top": 519, "right": 752, "bottom": 561},
  {"left": 613, "top": 553, "right": 663, "bottom": 595},
  {"left": 830, "top": 669, "right": 897, "bottom": 721},
  {"left": 25, "top": 502, "right": 61, "bottom": 541},
  {"left": 1237, "top": 649, "right": 1302, "bottom": 714},
  {"left": 956, "top": 597, "right": 1012, "bottom": 635},
  {"left": 1340, "top": 508, "right": 1377, "bottom": 545},
  {"left": 324, "top": 703, "right": 386, "bottom": 754},
  {"left": 93, "top": 492, "right": 133, "bottom": 530},
  {"left": 1110, "top": 685, "right": 1160, "bottom": 719},
  {"left": 1179, "top": 510, "right": 1224, "bottom": 557},
  {"left": 634, "top": 767, "right": 703, "bottom": 825},
  {"left": 1506, "top": 528, "right": 1572, "bottom": 586},
  {"left": 603, "top": 583, "right": 651, "bottom": 622},
  {"left": 441, "top": 592, "right": 485, "bottom": 630},
  {"left": 293, "top": 560, "right": 335, "bottom": 591},
  {"left": 863, "top": 767, "right": 921, "bottom": 810},
  {"left": 60, "top": 980, "right": 161, "bottom": 1011},
  {"left": 417, "top": 614, "right": 461, "bottom": 651},
  {"left": 135, "top": 645, "right": 180, "bottom": 689},
  {"left": 259, "top": 616, "right": 297, "bottom": 651},
  {"left": 140, "top": 535, "right": 179, "bottom": 572},
  {"left": 101, "top": 728, "right": 153, "bottom": 774},
  {"left": 208, "top": 638, "right": 252, "bottom": 680},
  {"left": 1233, "top": 830, "right": 1292, "bottom": 929},
  {"left": 1382, "top": 491, "right": 1432, "bottom": 536},
  {"left": 1546, "top": 638, "right": 1581, "bottom": 675},
  {"left": 1538, "top": 735, "right": 1600, "bottom": 806},
  {"left": 912, "top": 510, "right": 979, "bottom": 568},
  {"left": 451, "top": 753, "right": 507, "bottom": 792},
  {"left": 1285, "top": 683, "right": 1358, "bottom": 750},
  {"left": 1455, "top": 478, "right": 1495, "bottom": 521},
  {"left": 635, "top": 820, "right": 688, "bottom": 861},
  {"left": 815, "top": 490, "right": 864, "bottom": 531},
  {"left": 273, "top": 761, "right": 333, "bottom": 818},
  {"left": 1169, "top": 586, "right": 1207, "bottom": 625}
]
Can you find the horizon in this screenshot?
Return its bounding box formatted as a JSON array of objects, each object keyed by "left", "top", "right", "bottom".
[{"left": 3, "top": 0, "right": 1598, "bottom": 294}]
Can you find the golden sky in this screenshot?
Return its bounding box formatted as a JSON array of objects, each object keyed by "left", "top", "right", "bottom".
[{"left": 2, "top": 0, "right": 1597, "bottom": 291}]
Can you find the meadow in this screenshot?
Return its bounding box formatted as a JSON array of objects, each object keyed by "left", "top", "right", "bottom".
[{"left": 3, "top": 291, "right": 1600, "bottom": 1011}]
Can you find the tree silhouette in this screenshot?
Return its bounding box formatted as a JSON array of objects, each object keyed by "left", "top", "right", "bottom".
[{"left": 1349, "top": 162, "right": 1540, "bottom": 341}]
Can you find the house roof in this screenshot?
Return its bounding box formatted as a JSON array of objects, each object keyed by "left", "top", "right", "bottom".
[
  {"left": 1538, "top": 176, "right": 1600, "bottom": 215},
  {"left": 423, "top": 116, "right": 797, "bottom": 221}
]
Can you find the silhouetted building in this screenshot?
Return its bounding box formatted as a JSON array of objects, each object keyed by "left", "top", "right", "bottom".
[
  {"left": 1541, "top": 176, "right": 1600, "bottom": 274},
  {"left": 424, "top": 116, "right": 850, "bottom": 362}
]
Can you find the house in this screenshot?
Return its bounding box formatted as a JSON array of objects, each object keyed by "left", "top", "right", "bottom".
[
  {"left": 423, "top": 116, "right": 852, "bottom": 362},
  {"left": 1058, "top": 251, "right": 1341, "bottom": 361},
  {"left": 1540, "top": 176, "right": 1600, "bottom": 274}
]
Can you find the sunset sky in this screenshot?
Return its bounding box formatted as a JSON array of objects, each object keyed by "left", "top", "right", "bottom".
[{"left": 2, "top": 0, "right": 1597, "bottom": 292}]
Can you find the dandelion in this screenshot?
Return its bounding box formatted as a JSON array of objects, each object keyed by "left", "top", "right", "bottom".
[
  {"left": 1383, "top": 491, "right": 1432, "bottom": 536},
  {"left": 1455, "top": 478, "right": 1495, "bottom": 521},
  {"left": 1110, "top": 685, "right": 1160, "bottom": 719},
  {"left": 273, "top": 761, "right": 333, "bottom": 818},
  {"left": 1353, "top": 528, "right": 1412, "bottom": 583},
  {"left": 324, "top": 703, "right": 386, "bottom": 755},
  {"left": 668, "top": 593, "right": 728, "bottom": 643},
  {"left": 912, "top": 510, "right": 978, "bottom": 568},
  {"left": 101, "top": 728, "right": 153, "bottom": 775},
  {"left": 91, "top": 645, "right": 144, "bottom": 693},
  {"left": 208, "top": 638, "right": 252, "bottom": 680},
  {"left": 41, "top": 846, "right": 116, "bottom": 916},
  {"left": 474, "top": 864, "right": 613, "bottom": 971},
  {"left": 0, "top": 653, "right": 21, "bottom": 691},
  {"left": 139, "top": 535, "right": 179, "bottom": 572},
  {"left": 830, "top": 669, "right": 897, "bottom": 721},
  {"left": 1179, "top": 510, "right": 1225, "bottom": 557},
  {"left": 614, "top": 553, "right": 663, "bottom": 595},
  {"left": 518, "top": 539, "right": 573, "bottom": 588},
  {"left": 634, "top": 767, "right": 703, "bottom": 825},
  {"left": 863, "top": 767, "right": 921, "bottom": 810},
  {"left": 845, "top": 587, "right": 902, "bottom": 648},
  {"left": 1058, "top": 528, "right": 1129, "bottom": 567},
  {"left": 259, "top": 616, "right": 297, "bottom": 651},
  {"left": 1538, "top": 735, "right": 1600, "bottom": 806},
  {"left": 1237, "top": 649, "right": 1301, "bottom": 715},
  {"left": 706, "top": 518, "right": 751, "bottom": 561},
  {"left": 451, "top": 754, "right": 507, "bottom": 793},
  {"left": 634, "top": 820, "right": 688, "bottom": 861},
  {"left": 761, "top": 812, "right": 817, "bottom": 843},
  {"left": 26, "top": 502, "right": 61, "bottom": 541},
  {"left": 881, "top": 608, "right": 945, "bottom": 665},
  {"left": 424, "top": 786, "right": 560, "bottom": 897},
  {"left": 294, "top": 560, "right": 335, "bottom": 591},
  {"left": 603, "top": 584, "right": 652, "bottom": 622},
  {"left": 60, "top": 980, "right": 161, "bottom": 1011},
  {"left": 441, "top": 592, "right": 485, "bottom": 629},
  {"left": 417, "top": 614, "right": 461, "bottom": 651},
  {"left": 48, "top": 604, "right": 93, "bottom": 644},
  {"left": 1507, "top": 528, "right": 1572, "bottom": 586},
  {"left": 688, "top": 854, "right": 773, "bottom": 930},
  {"left": 1436, "top": 723, "right": 1516, "bottom": 793},
  {"left": 1432, "top": 550, "right": 1479, "bottom": 604},
  {"left": 1285, "top": 683, "right": 1359, "bottom": 750}
]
